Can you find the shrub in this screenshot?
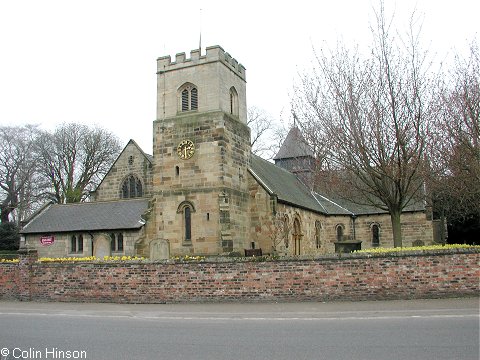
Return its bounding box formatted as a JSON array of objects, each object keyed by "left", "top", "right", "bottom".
[{"left": 0, "top": 222, "right": 19, "bottom": 251}]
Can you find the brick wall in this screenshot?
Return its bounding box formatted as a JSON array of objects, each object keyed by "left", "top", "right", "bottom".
[{"left": 1, "top": 250, "right": 478, "bottom": 303}]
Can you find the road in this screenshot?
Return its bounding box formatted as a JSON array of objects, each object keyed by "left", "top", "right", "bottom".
[{"left": 0, "top": 298, "right": 478, "bottom": 360}]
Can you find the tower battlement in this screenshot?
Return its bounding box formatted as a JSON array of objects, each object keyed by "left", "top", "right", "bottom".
[{"left": 157, "top": 45, "right": 246, "bottom": 81}]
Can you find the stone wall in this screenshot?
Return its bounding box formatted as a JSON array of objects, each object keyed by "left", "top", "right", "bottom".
[
  {"left": 24, "top": 230, "right": 142, "bottom": 258},
  {"left": 1, "top": 250, "right": 478, "bottom": 303},
  {"left": 149, "top": 111, "right": 251, "bottom": 255},
  {"left": 248, "top": 175, "right": 434, "bottom": 255},
  {"left": 94, "top": 140, "right": 153, "bottom": 202}
]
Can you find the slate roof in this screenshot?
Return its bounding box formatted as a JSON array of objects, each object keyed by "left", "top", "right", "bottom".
[
  {"left": 250, "top": 155, "right": 327, "bottom": 213},
  {"left": 21, "top": 199, "right": 149, "bottom": 234},
  {"left": 249, "top": 154, "right": 425, "bottom": 216},
  {"left": 321, "top": 193, "right": 426, "bottom": 215},
  {"left": 273, "top": 127, "right": 314, "bottom": 160}
]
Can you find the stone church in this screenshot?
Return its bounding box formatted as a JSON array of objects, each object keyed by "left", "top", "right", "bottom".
[{"left": 21, "top": 46, "right": 435, "bottom": 259}]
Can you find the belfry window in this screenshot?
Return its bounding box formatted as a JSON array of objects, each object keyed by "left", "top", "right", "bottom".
[
  {"left": 179, "top": 83, "right": 198, "bottom": 112},
  {"left": 181, "top": 89, "right": 189, "bottom": 111},
  {"left": 121, "top": 175, "right": 143, "bottom": 198},
  {"left": 190, "top": 87, "right": 198, "bottom": 110}
]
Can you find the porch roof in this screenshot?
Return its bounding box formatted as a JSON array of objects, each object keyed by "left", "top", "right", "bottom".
[{"left": 21, "top": 199, "right": 149, "bottom": 234}]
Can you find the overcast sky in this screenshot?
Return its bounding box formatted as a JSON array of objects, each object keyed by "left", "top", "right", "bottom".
[{"left": 1, "top": 0, "right": 478, "bottom": 152}]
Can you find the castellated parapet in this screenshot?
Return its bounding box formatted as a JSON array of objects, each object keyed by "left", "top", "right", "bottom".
[
  {"left": 156, "top": 45, "right": 248, "bottom": 123},
  {"left": 157, "top": 45, "right": 246, "bottom": 81}
]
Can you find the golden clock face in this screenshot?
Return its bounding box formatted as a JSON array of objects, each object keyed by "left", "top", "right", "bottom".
[{"left": 177, "top": 139, "right": 195, "bottom": 160}]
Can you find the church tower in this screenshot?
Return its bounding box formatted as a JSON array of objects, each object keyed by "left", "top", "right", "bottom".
[{"left": 148, "top": 46, "right": 251, "bottom": 256}]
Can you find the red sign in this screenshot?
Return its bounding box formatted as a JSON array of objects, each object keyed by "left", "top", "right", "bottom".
[{"left": 40, "top": 235, "right": 55, "bottom": 246}]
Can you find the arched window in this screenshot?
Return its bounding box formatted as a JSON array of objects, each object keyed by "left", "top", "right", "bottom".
[
  {"left": 110, "top": 233, "right": 124, "bottom": 252},
  {"left": 121, "top": 175, "right": 143, "bottom": 199},
  {"left": 177, "top": 201, "right": 195, "bottom": 243},
  {"left": 283, "top": 215, "right": 289, "bottom": 248},
  {"left": 71, "top": 235, "right": 77, "bottom": 253},
  {"left": 293, "top": 217, "right": 302, "bottom": 255},
  {"left": 190, "top": 87, "right": 198, "bottom": 110},
  {"left": 179, "top": 83, "right": 198, "bottom": 112},
  {"left": 315, "top": 221, "right": 322, "bottom": 249},
  {"left": 184, "top": 207, "right": 192, "bottom": 241},
  {"left": 336, "top": 224, "right": 344, "bottom": 242},
  {"left": 229, "top": 87, "right": 238, "bottom": 116},
  {"left": 372, "top": 224, "right": 380, "bottom": 247},
  {"left": 181, "top": 89, "right": 189, "bottom": 111},
  {"left": 70, "top": 234, "right": 83, "bottom": 253}
]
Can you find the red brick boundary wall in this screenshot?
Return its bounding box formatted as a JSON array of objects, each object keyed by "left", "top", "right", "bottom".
[{"left": 1, "top": 250, "right": 478, "bottom": 303}]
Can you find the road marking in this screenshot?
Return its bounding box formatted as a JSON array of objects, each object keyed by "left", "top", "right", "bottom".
[{"left": 0, "top": 311, "right": 478, "bottom": 322}]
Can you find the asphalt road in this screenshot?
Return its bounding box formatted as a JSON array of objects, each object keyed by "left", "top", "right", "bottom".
[{"left": 0, "top": 298, "right": 478, "bottom": 360}]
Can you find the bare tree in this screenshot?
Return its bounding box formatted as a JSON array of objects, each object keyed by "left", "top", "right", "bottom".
[
  {"left": 428, "top": 41, "right": 480, "bottom": 238},
  {"left": 37, "top": 123, "right": 122, "bottom": 203},
  {"left": 292, "top": 3, "right": 433, "bottom": 247},
  {"left": 265, "top": 211, "right": 292, "bottom": 254},
  {"left": 0, "top": 125, "right": 41, "bottom": 223},
  {"left": 247, "top": 106, "right": 286, "bottom": 159}
]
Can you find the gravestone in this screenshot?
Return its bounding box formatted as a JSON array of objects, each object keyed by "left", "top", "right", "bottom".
[
  {"left": 150, "top": 239, "right": 170, "bottom": 260},
  {"left": 94, "top": 235, "right": 111, "bottom": 258}
]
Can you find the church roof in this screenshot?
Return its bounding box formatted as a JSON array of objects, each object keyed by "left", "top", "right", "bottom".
[
  {"left": 273, "top": 127, "right": 314, "bottom": 160},
  {"left": 250, "top": 155, "right": 328, "bottom": 214},
  {"left": 316, "top": 192, "right": 426, "bottom": 215},
  {"left": 250, "top": 155, "right": 425, "bottom": 216},
  {"left": 21, "top": 199, "right": 149, "bottom": 234}
]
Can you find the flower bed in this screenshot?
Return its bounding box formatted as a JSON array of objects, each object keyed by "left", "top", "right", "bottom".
[
  {"left": 354, "top": 244, "right": 480, "bottom": 254},
  {"left": 37, "top": 255, "right": 146, "bottom": 263},
  {"left": 0, "top": 258, "right": 19, "bottom": 263}
]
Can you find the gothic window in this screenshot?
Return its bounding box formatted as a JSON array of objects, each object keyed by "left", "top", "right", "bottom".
[
  {"left": 121, "top": 175, "right": 143, "bottom": 199},
  {"left": 190, "top": 87, "right": 198, "bottom": 110},
  {"left": 229, "top": 87, "right": 238, "bottom": 116},
  {"left": 181, "top": 89, "right": 189, "bottom": 111},
  {"left": 110, "top": 233, "right": 124, "bottom": 252},
  {"left": 315, "top": 221, "right": 322, "bottom": 249},
  {"left": 70, "top": 234, "right": 83, "bottom": 253},
  {"left": 179, "top": 83, "right": 198, "bottom": 112},
  {"left": 372, "top": 224, "right": 380, "bottom": 247}
]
